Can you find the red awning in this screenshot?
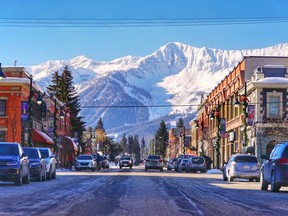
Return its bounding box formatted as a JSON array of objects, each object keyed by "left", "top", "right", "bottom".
[
  {"left": 61, "top": 136, "right": 78, "bottom": 152},
  {"left": 32, "top": 129, "right": 54, "bottom": 145}
]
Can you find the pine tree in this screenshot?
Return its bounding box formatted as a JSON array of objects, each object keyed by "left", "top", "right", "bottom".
[
  {"left": 95, "top": 117, "right": 105, "bottom": 131},
  {"left": 128, "top": 135, "right": 133, "bottom": 155},
  {"left": 47, "top": 66, "right": 86, "bottom": 151},
  {"left": 155, "top": 120, "right": 169, "bottom": 158},
  {"left": 140, "top": 137, "right": 146, "bottom": 159},
  {"left": 176, "top": 117, "right": 184, "bottom": 128},
  {"left": 133, "top": 135, "right": 141, "bottom": 165},
  {"left": 120, "top": 133, "right": 127, "bottom": 153}
]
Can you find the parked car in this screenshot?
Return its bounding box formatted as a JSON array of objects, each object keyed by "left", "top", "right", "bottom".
[
  {"left": 0, "top": 142, "right": 30, "bottom": 185},
  {"left": 119, "top": 156, "right": 133, "bottom": 169},
  {"left": 167, "top": 158, "right": 178, "bottom": 170},
  {"left": 177, "top": 158, "right": 189, "bottom": 172},
  {"left": 75, "top": 154, "right": 97, "bottom": 171},
  {"left": 37, "top": 148, "right": 57, "bottom": 180},
  {"left": 145, "top": 155, "right": 163, "bottom": 171},
  {"left": 260, "top": 142, "right": 288, "bottom": 192},
  {"left": 223, "top": 154, "right": 260, "bottom": 182},
  {"left": 186, "top": 156, "right": 207, "bottom": 173},
  {"left": 23, "top": 147, "right": 46, "bottom": 182}
]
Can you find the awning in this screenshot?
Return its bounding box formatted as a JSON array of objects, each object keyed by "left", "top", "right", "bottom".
[
  {"left": 61, "top": 136, "right": 78, "bottom": 152},
  {"left": 32, "top": 129, "right": 54, "bottom": 145}
]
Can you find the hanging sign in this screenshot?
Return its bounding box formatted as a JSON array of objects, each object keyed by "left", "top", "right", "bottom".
[
  {"left": 219, "top": 118, "right": 226, "bottom": 136},
  {"left": 247, "top": 105, "right": 255, "bottom": 126}
]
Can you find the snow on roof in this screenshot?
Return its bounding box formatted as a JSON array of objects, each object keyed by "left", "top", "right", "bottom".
[
  {"left": 256, "top": 77, "right": 288, "bottom": 83},
  {"left": 263, "top": 65, "right": 286, "bottom": 68}
]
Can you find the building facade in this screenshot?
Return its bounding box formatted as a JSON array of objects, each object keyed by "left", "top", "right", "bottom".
[
  {"left": 0, "top": 65, "right": 75, "bottom": 167},
  {"left": 196, "top": 56, "right": 288, "bottom": 168}
]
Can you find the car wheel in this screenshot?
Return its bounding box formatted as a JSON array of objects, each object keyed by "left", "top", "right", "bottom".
[
  {"left": 47, "top": 168, "right": 52, "bottom": 180},
  {"left": 14, "top": 168, "right": 23, "bottom": 186},
  {"left": 223, "top": 172, "right": 228, "bottom": 181},
  {"left": 271, "top": 171, "right": 280, "bottom": 192},
  {"left": 52, "top": 169, "right": 56, "bottom": 179},
  {"left": 228, "top": 171, "right": 234, "bottom": 182},
  {"left": 42, "top": 170, "right": 47, "bottom": 181},
  {"left": 119, "top": 166, "right": 122, "bottom": 169},
  {"left": 130, "top": 166, "right": 132, "bottom": 169},
  {"left": 23, "top": 169, "right": 30, "bottom": 184},
  {"left": 249, "top": 178, "right": 254, "bottom": 182},
  {"left": 145, "top": 168, "right": 148, "bottom": 171},
  {"left": 37, "top": 172, "right": 42, "bottom": 182},
  {"left": 260, "top": 171, "right": 268, "bottom": 190},
  {"left": 160, "top": 168, "right": 163, "bottom": 172}
]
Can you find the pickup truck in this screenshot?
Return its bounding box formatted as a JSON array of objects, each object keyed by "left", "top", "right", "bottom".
[
  {"left": 37, "top": 147, "right": 57, "bottom": 180},
  {"left": 0, "top": 142, "right": 30, "bottom": 185}
]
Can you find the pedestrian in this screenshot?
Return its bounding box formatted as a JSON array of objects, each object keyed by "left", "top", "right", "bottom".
[{"left": 68, "top": 153, "right": 74, "bottom": 170}]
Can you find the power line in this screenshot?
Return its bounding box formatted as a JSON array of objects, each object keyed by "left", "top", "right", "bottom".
[{"left": 0, "top": 16, "right": 288, "bottom": 28}]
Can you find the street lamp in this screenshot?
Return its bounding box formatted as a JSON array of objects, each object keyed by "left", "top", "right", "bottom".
[
  {"left": 234, "top": 81, "right": 248, "bottom": 147},
  {"left": 210, "top": 103, "right": 221, "bottom": 169},
  {"left": 28, "top": 75, "right": 33, "bottom": 147},
  {"left": 180, "top": 126, "right": 186, "bottom": 154}
]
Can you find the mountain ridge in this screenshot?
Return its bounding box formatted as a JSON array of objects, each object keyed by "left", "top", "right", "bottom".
[{"left": 27, "top": 42, "right": 288, "bottom": 139}]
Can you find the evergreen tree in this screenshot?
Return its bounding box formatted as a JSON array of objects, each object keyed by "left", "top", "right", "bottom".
[
  {"left": 128, "top": 135, "right": 133, "bottom": 155},
  {"left": 95, "top": 117, "right": 105, "bottom": 131},
  {"left": 47, "top": 66, "right": 86, "bottom": 152},
  {"left": 176, "top": 117, "right": 184, "bottom": 128},
  {"left": 155, "top": 120, "right": 169, "bottom": 158},
  {"left": 140, "top": 137, "right": 146, "bottom": 159},
  {"left": 133, "top": 135, "right": 141, "bottom": 165},
  {"left": 120, "top": 133, "right": 127, "bottom": 154}
]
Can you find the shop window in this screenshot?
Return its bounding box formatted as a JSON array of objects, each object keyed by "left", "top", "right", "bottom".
[
  {"left": 0, "top": 131, "right": 6, "bottom": 141},
  {"left": 0, "top": 100, "right": 6, "bottom": 116}
]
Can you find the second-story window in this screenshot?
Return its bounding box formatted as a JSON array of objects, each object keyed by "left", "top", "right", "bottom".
[
  {"left": 0, "top": 100, "right": 6, "bottom": 116},
  {"left": 267, "top": 92, "right": 282, "bottom": 118}
]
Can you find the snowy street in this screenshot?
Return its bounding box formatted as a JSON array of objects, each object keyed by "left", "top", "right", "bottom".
[{"left": 0, "top": 166, "right": 287, "bottom": 216}]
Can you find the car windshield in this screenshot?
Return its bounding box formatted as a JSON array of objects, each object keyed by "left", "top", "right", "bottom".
[
  {"left": 283, "top": 146, "right": 288, "bottom": 158},
  {"left": 24, "top": 149, "right": 39, "bottom": 159},
  {"left": 0, "top": 144, "right": 19, "bottom": 156},
  {"left": 148, "top": 155, "right": 161, "bottom": 159},
  {"left": 234, "top": 156, "right": 257, "bottom": 162},
  {"left": 182, "top": 159, "right": 188, "bottom": 163},
  {"left": 38, "top": 149, "right": 49, "bottom": 158},
  {"left": 77, "top": 155, "right": 92, "bottom": 160},
  {"left": 192, "top": 157, "right": 204, "bottom": 164}
]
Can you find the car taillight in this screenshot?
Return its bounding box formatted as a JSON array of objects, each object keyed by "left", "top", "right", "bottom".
[
  {"left": 257, "top": 162, "right": 260, "bottom": 169},
  {"left": 231, "top": 161, "right": 236, "bottom": 166},
  {"left": 276, "top": 158, "right": 288, "bottom": 165},
  {"left": 159, "top": 160, "right": 162, "bottom": 162}
]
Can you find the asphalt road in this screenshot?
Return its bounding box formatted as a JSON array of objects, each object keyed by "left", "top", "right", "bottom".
[{"left": 0, "top": 167, "right": 287, "bottom": 216}]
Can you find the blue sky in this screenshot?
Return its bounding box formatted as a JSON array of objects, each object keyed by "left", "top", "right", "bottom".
[{"left": 1, "top": 0, "right": 288, "bottom": 66}]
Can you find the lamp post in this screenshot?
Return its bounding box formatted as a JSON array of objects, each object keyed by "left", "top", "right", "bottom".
[
  {"left": 215, "top": 103, "right": 221, "bottom": 169},
  {"left": 180, "top": 126, "right": 186, "bottom": 154},
  {"left": 28, "top": 75, "right": 33, "bottom": 147},
  {"left": 210, "top": 103, "right": 221, "bottom": 169},
  {"left": 235, "top": 81, "right": 248, "bottom": 147}
]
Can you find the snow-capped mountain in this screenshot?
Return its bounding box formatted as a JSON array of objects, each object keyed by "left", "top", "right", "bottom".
[{"left": 27, "top": 42, "right": 288, "bottom": 139}]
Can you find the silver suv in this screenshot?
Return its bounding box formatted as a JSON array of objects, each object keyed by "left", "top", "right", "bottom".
[
  {"left": 223, "top": 154, "right": 260, "bottom": 182},
  {"left": 37, "top": 148, "right": 57, "bottom": 180},
  {"left": 145, "top": 155, "right": 163, "bottom": 171},
  {"left": 75, "top": 155, "right": 96, "bottom": 171},
  {"left": 185, "top": 156, "right": 206, "bottom": 173}
]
